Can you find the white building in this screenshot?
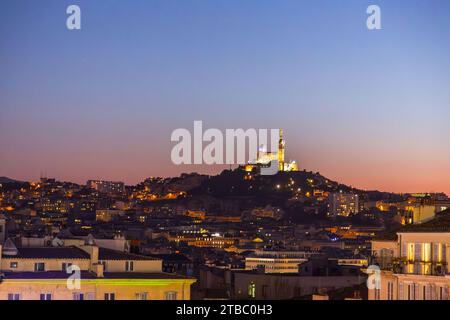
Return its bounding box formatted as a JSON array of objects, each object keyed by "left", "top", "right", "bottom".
[
  {"left": 328, "top": 192, "right": 359, "bottom": 217},
  {"left": 370, "top": 211, "right": 450, "bottom": 300},
  {"left": 245, "top": 250, "right": 319, "bottom": 274}
]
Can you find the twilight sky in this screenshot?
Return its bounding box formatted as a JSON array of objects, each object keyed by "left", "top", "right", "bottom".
[{"left": 1, "top": 0, "right": 449, "bottom": 194}]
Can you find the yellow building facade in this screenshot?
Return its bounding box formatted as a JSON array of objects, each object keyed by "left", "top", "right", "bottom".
[{"left": 0, "top": 240, "right": 195, "bottom": 300}]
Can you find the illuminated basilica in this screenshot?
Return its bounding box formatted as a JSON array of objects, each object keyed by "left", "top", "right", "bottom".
[{"left": 244, "top": 130, "right": 299, "bottom": 173}]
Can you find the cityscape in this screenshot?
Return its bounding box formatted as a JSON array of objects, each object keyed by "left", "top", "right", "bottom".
[
  {"left": 0, "top": 132, "right": 449, "bottom": 300},
  {"left": 1, "top": 0, "right": 450, "bottom": 308}
]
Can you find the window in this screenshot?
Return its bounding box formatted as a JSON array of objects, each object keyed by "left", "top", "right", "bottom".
[
  {"left": 424, "top": 284, "right": 432, "bottom": 300},
  {"left": 135, "top": 292, "right": 148, "bottom": 300},
  {"left": 34, "top": 262, "right": 45, "bottom": 272},
  {"left": 40, "top": 293, "right": 52, "bottom": 300},
  {"left": 262, "top": 285, "right": 268, "bottom": 298},
  {"left": 86, "top": 293, "right": 95, "bottom": 300},
  {"left": 10, "top": 262, "right": 18, "bottom": 269},
  {"left": 62, "top": 262, "right": 72, "bottom": 271},
  {"left": 73, "top": 293, "right": 84, "bottom": 300},
  {"left": 104, "top": 293, "right": 115, "bottom": 300},
  {"left": 375, "top": 288, "right": 381, "bottom": 300},
  {"left": 422, "top": 243, "right": 431, "bottom": 263},
  {"left": 165, "top": 291, "right": 177, "bottom": 300},
  {"left": 407, "top": 243, "right": 414, "bottom": 261},
  {"left": 99, "top": 260, "right": 107, "bottom": 271},
  {"left": 407, "top": 283, "right": 415, "bottom": 300},
  {"left": 387, "top": 282, "right": 394, "bottom": 300},
  {"left": 399, "top": 282, "right": 404, "bottom": 300},
  {"left": 8, "top": 293, "right": 20, "bottom": 301},
  {"left": 248, "top": 282, "right": 256, "bottom": 299},
  {"left": 125, "top": 261, "right": 134, "bottom": 272}
]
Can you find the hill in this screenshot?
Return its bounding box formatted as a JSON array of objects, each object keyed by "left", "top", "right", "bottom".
[{"left": 0, "top": 177, "right": 22, "bottom": 184}]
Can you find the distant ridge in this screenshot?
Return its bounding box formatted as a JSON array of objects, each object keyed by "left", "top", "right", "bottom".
[{"left": 0, "top": 177, "right": 23, "bottom": 184}]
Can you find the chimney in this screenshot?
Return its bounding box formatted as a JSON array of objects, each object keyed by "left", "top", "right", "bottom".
[
  {"left": 92, "top": 263, "right": 104, "bottom": 278},
  {"left": 90, "top": 246, "right": 99, "bottom": 268},
  {"left": 78, "top": 244, "right": 99, "bottom": 272}
]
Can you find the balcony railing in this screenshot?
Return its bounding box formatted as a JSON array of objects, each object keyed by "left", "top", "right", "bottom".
[
  {"left": 373, "top": 256, "right": 448, "bottom": 276},
  {"left": 400, "top": 262, "right": 447, "bottom": 276}
]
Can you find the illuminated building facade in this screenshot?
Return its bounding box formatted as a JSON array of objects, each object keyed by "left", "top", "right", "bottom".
[
  {"left": 87, "top": 180, "right": 125, "bottom": 195},
  {"left": 95, "top": 209, "right": 125, "bottom": 222},
  {"left": 0, "top": 240, "right": 195, "bottom": 300},
  {"left": 169, "top": 234, "right": 237, "bottom": 249},
  {"left": 328, "top": 192, "right": 359, "bottom": 217},
  {"left": 244, "top": 129, "right": 299, "bottom": 173},
  {"left": 371, "top": 229, "right": 450, "bottom": 300},
  {"left": 404, "top": 204, "right": 436, "bottom": 225},
  {"left": 245, "top": 250, "right": 317, "bottom": 274}
]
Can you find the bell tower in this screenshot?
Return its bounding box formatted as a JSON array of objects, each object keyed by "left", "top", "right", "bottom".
[{"left": 278, "top": 129, "right": 285, "bottom": 171}]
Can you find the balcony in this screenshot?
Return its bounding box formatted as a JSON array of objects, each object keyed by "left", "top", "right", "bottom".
[
  {"left": 373, "top": 255, "right": 448, "bottom": 276},
  {"left": 393, "top": 260, "right": 447, "bottom": 276}
]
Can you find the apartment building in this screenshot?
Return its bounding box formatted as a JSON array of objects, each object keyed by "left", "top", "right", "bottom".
[
  {"left": 370, "top": 211, "right": 450, "bottom": 300},
  {"left": 0, "top": 239, "right": 195, "bottom": 300},
  {"left": 245, "top": 250, "right": 319, "bottom": 274},
  {"left": 328, "top": 192, "right": 359, "bottom": 217}
]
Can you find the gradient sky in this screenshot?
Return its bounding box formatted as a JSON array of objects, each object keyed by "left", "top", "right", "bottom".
[{"left": 1, "top": 0, "right": 449, "bottom": 194}]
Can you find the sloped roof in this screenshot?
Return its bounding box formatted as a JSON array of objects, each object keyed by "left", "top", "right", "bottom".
[
  {"left": 1, "top": 271, "right": 193, "bottom": 280},
  {"left": 2, "top": 246, "right": 90, "bottom": 259},
  {"left": 398, "top": 209, "right": 450, "bottom": 233},
  {"left": 147, "top": 253, "right": 192, "bottom": 262},
  {"left": 99, "top": 248, "right": 159, "bottom": 261},
  {"left": 2, "top": 271, "right": 96, "bottom": 279},
  {"left": 103, "top": 272, "right": 193, "bottom": 280},
  {"left": 375, "top": 208, "right": 450, "bottom": 240}
]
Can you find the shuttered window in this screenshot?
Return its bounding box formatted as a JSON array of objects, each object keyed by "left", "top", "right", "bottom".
[{"left": 399, "top": 282, "right": 404, "bottom": 300}]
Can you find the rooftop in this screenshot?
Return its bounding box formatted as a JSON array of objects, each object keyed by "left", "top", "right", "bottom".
[
  {"left": 1, "top": 246, "right": 90, "bottom": 259},
  {"left": 99, "top": 248, "right": 159, "bottom": 261},
  {"left": 1, "top": 271, "right": 193, "bottom": 280},
  {"left": 375, "top": 208, "right": 450, "bottom": 240}
]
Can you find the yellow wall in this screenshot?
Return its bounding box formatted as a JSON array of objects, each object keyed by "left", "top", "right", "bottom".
[
  {"left": 1, "top": 258, "right": 91, "bottom": 272},
  {"left": 0, "top": 279, "right": 195, "bottom": 300}
]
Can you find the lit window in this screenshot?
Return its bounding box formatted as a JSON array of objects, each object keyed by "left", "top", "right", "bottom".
[
  {"left": 248, "top": 282, "right": 256, "bottom": 299},
  {"left": 422, "top": 243, "right": 431, "bottom": 262},
  {"left": 407, "top": 243, "right": 414, "bottom": 261}
]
